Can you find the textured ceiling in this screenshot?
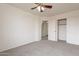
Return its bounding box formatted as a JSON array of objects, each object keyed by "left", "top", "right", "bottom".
[{"left": 8, "top": 3, "right": 79, "bottom": 17}]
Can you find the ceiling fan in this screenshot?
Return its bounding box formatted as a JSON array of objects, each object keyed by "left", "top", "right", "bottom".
[{"left": 31, "top": 3, "right": 52, "bottom": 12}]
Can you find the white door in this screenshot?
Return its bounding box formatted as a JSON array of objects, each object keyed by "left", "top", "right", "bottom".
[
  {"left": 59, "top": 25, "right": 66, "bottom": 40},
  {"left": 58, "top": 19, "right": 66, "bottom": 41}
]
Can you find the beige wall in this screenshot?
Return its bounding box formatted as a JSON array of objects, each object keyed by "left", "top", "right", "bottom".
[{"left": 0, "top": 4, "right": 41, "bottom": 52}]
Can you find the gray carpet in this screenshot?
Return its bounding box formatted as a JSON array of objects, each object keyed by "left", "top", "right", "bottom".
[{"left": 0, "top": 40, "right": 79, "bottom": 56}]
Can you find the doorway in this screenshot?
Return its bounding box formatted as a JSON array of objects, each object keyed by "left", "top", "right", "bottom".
[
  {"left": 57, "top": 18, "right": 67, "bottom": 41},
  {"left": 41, "top": 21, "right": 48, "bottom": 40}
]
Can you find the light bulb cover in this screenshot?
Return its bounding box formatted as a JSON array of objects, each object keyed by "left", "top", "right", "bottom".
[{"left": 37, "top": 6, "right": 44, "bottom": 12}]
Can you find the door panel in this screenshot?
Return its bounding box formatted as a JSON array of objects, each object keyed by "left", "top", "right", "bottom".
[{"left": 59, "top": 25, "right": 66, "bottom": 40}]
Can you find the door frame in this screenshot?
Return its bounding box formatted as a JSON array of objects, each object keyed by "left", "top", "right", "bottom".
[
  {"left": 56, "top": 18, "right": 67, "bottom": 41},
  {"left": 41, "top": 20, "right": 48, "bottom": 40}
]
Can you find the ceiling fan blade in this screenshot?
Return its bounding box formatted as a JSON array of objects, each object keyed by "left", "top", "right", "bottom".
[
  {"left": 31, "top": 7, "right": 37, "bottom": 10},
  {"left": 31, "top": 3, "right": 41, "bottom": 10},
  {"left": 35, "top": 3, "right": 40, "bottom": 4},
  {"left": 34, "top": 3, "right": 42, "bottom": 5},
  {"left": 44, "top": 5, "right": 52, "bottom": 9}
]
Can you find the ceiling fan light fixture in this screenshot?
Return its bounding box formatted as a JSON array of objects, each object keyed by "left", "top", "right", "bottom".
[
  {"left": 31, "top": 3, "right": 52, "bottom": 12},
  {"left": 37, "top": 6, "right": 44, "bottom": 12}
]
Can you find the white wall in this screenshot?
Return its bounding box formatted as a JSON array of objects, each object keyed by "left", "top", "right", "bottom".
[
  {"left": 48, "top": 10, "right": 79, "bottom": 45},
  {"left": 67, "top": 17, "right": 79, "bottom": 45},
  {"left": 0, "top": 4, "right": 41, "bottom": 52},
  {"left": 48, "top": 17, "right": 56, "bottom": 41}
]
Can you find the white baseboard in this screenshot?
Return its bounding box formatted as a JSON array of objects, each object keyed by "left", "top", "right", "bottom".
[{"left": 67, "top": 40, "right": 79, "bottom": 45}]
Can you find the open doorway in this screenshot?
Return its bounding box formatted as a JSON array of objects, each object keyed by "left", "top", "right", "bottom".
[
  {"left": 41, "top": 21, "right": 48, "bottom": 40},
  {"left": 57, "top": 18, "right": 67, "bottom": 42}
]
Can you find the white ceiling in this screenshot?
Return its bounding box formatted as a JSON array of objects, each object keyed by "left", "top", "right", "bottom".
[{"left": 8, "top": 3, "right": 79, "bottom": 17}]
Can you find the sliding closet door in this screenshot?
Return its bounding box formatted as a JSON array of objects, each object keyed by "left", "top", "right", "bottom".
[{"left": 58, "top": 19, "right": 66, "bottom": 41}]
